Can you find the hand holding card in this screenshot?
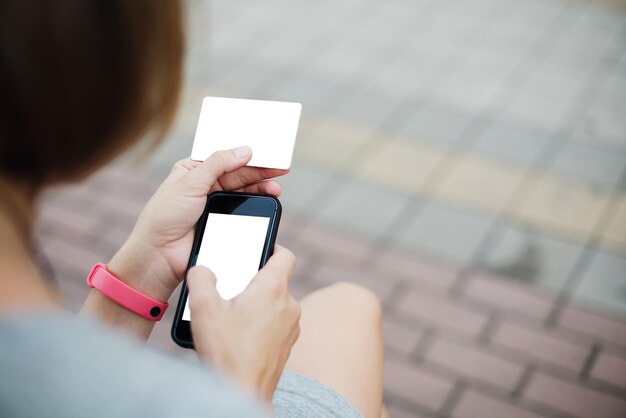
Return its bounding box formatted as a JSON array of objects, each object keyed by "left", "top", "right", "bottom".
[{"left": 191, "top": 97, "right": 302, "bottom": 170}]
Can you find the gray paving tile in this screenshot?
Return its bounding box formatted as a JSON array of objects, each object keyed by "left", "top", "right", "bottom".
[
  {"left": 335, "top": 88, "right": 401, "bottom": 127},
  {"left": 258, "top": 71, "right": 335, "bottom": 108},
  {"left": 395, "top": 201, "right": 493, "bottom": 266},
  {"left": 474, "top": 120, "right": 551, "bottom": 165},
  {"left": 570, "top": 123, "right": 626, "bottom": 156},
  {"left": 574, "top": 250, "right": 626, "bottom": 318},
  {"left": 579, "top": 93, "right": 626, "bottom": 149},
  {"left": 398, "top": 105, "right": 473, "bottom": 146},
  {"left": 279, "top": 161, "right": 334, "bottom": 215},
  {"left": 501, "top": 90, "right": 574, "bottom": 134},
  {"left": 367, "top": 52, "right": 443, "bottom": 102},
  {"left": 476, "top": 223, "right": 586, "bottom": 292},
  {"left": 549, "top": 142, "right": 626, "bottom": 189},
  {"left": 600, "top": 71, "right": 626, "bottom": 101},
  {"left": 317, "top": 177, "right": 411, "bottom": 240},
  {"left": 524, "top": 70, "right": 586, "bottom": 105},
  {"left": 210, "top": 62, "right": 272, "bottom": 94}
]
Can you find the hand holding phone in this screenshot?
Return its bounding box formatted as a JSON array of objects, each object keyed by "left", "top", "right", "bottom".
[
  {"left": 172, "top": 191, "right": 285, "bottom": 346},
  {"left": 186, "top": 246, "right": 300, "bottom": 402}
]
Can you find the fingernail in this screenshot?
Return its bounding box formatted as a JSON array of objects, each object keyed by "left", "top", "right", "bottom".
[{"left": 233, "top": 146, "right": 252, "bottom": 159}]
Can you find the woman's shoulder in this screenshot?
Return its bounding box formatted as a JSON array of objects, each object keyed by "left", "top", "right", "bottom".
[{"left": 0, "top": 313, "right": 267, "bottom": 418}]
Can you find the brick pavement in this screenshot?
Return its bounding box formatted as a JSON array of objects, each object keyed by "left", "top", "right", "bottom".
[{"left": 36, "top": 166, "right": 626, "bottom": 418}]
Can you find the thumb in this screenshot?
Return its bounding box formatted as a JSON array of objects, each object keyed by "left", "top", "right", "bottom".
[{"left": 187, "top": 147, "right": 252, "bottom": 195}]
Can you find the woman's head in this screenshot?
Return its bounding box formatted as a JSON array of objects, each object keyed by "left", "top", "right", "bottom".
[{"left": 0, "top": 0, "right": 184, "bottom": 189}]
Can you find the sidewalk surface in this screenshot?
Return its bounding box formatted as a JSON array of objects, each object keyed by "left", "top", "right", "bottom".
[{"left": 36, "top": 0, "right": 626, "bottom": 417}]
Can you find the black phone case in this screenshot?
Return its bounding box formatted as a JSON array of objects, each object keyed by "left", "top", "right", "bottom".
[{"left": 171, "top": 191, "right": 281, "bottom": 349}]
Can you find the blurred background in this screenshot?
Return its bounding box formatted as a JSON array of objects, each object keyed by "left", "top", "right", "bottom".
[{"left": 38, "top": 0, "right": 626, "bottom": 417}]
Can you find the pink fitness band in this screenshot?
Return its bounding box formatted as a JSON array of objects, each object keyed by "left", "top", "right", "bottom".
[{"left": 86, "top": 263, "right": 168, "bottom": 321}]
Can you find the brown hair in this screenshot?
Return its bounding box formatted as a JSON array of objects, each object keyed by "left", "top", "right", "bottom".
[{"left": 0, "top": 0, "right": 184, "bottom": 188}]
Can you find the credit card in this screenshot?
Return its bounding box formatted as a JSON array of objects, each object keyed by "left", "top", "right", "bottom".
[{"left": 191, "top": 96, "right": 302, "bottom": 169}]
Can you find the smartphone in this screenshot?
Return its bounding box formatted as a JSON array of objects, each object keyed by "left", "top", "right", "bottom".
[{"left": 171, "top": 191, "right": 282, "bottom": 349}]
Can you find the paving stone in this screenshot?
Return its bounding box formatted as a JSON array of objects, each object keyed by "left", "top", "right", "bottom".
[
  {"left": 386, "top": 403, "right": 433, "bottom": 418},
  {"left": 436, "top": 153, "right": 526, "bottom": 213},
  {"left": 477, "top": 222, "right": 586, "bottom": 292},
  {"left": 37, "top": 204, "right": 102, "bottom": 244},
  {"left": 549, "top": 142, "right": 626, "bottom": 189},
  {"left": 501, "top": 90, "right": 573, "bottom": 134},
  {"left": 524, "top": 372, "right": 626, "bottom": 418},
  {"left": 396, "top": 201, "right": 493, "bottom": 266},
  {"left": 397, "top": 289, "right": 488, "bottom": 337},
  {"left": 296, "top": 221, "right": 374, "bottom": 263},
  {"left": 425, "top": 338, "right": 524, "bottom": 392},
  {"left": 437, "top": 72, "right": 505, "bottom": 114},
  {"left": 294, "top": 117, "right": 379, "bottom": 168},
  {"left": 600, "top": 195, "right": 626, "bottom": 255},
  {"left": 317, "top": 177, "right": 412, "bottom": 240},
  {"left": 462, "top": 273, "right": 555, "bottom": 321},
  {"left": 309, "top": 262, "right": 398, "bottom": 303},
  {"left": 452, "top": 390, "right": 545, "bottom": 418},
  {"left": 511, "top": 174, "right": 613, "bottom": 239},
  {"left": 336, "top": 88, "right": 401, "bottom": 125},
  {"left": 39, "top": 235, "right": 105, "bottom": 278},
  {"left": 581, "top": 91, "right": 626, "bottom": 147},
  {"left": 473, "top": 120, "right": 551, "bottom": 165},
  {"left": 398, "top": 105, "right": 472, "bottom": 146},
  {"left": 558, "top": 304, "right": 626, "bottom": 349},
  {"left": 384, "top": 319, "right": 424, "bottom": 358},
  {"left": 590, "top": 352, "right": 626, "bottom": 390},
  {"left": 491, "top": 321, "right": 590, "bottom": 374},
  {"left": 351, "top": 138, "right": 446, "bottom": 194},
  {"left": 570, "top": 122, "right": 626, "bottom": 156},
  {"left": 574, "top": 250, "right": 626, "bottom": 318},
  {"left": 278, "top": 160, "right": 334, "bottom": 215},
  {"left": 384, "top": 357, "right": 453, "bottom": 412},
  {"left": 375, "top": 250, "right": 457, "bottom": 294}
]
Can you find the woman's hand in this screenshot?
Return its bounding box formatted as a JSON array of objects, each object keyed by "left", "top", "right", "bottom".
[
  {"left": 187, "top": 245, "right": 301, "bottom": 402},
  {"left": 107, "top": 146, "right": 288, "bottom": 301}
]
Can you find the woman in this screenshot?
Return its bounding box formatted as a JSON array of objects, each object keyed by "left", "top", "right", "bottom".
[{"left": 0, "top": 1, "right": 384, "bottom": 417}]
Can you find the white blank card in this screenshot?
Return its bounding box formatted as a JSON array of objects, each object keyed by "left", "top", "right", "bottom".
[{"left": 191, "top": 96, "right": 302, "bottom": 169}]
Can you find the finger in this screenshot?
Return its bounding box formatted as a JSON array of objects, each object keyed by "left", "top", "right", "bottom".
[
  {"left": 187, "top": 265, "right": 222, "bottom": 316},
  {"left": 237, "top": 180, "right": 282, "bottom": 197},
  {"left": 255, "top": 244, "right": 297, "bottom": 282},
  {"left": 187, "top": 266, "right": 223, "bottom": 356},
  {"left": 215, "top": 166, "right": 289, "bottom": 191},
  {"left": 186, "top": 147, "right": 253, "bottom": 195}
]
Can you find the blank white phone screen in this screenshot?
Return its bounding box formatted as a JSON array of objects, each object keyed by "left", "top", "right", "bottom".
[{"left": 183, "top": 213, "right": 270, "bottom": 320}]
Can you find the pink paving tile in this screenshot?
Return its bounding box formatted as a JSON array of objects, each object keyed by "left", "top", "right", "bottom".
[
  {"left": 558, "top": 305, "right": 626, "bottom": 348},
  {"left": 309, "top": 262, "right": 399, "bottom": 302},
  {"left": 39, "top": 235, "right": 104, "bottom": 277},
  {"left": 375, "top": 250, "right": 457, "bottom": 294},
  {"left": 590, "top": 353, "right": 626, "bottom": 390},
  {"left": 40, "top": 183, "right": 99, "bottom": 211},
  {"left": 387, "top": 404, "right": 431, "bottom": 418},
  {"left": 91, "top": 166, "right": 161, "bottom": 196},
  {"left": 452, "top": 390, "right": 545, "bottom": 418},
  {"left": 37, "top": 204, "right": 102, "bottom": 242},
  {"left": 462, "top": 273, "right": 555, "bottom": 321},
  {"left": 491, "top": 321, "right": 591, "bottom": 374},
  {"left": 425, "top": 338, "right": 524, "bottom": 392},
  {"left": 297, "top": 221, "right": 373, "bottom": 262},
  {"left": 384, "top": 319, "right": 424, "bottom": 357},
  {"left": 524, "top": 372, "right": 626, "bottom": 418},
  {"left": 384, "top": 358, "right": 454, "bottom": 412},
  {"left": 397, "top": 290, "right": 488, "bottom": 337}
]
